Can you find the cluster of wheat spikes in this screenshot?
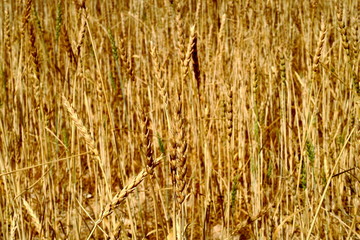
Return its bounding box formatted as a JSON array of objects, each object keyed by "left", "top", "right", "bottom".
[{"left": 1, "top": 0, "right": 359, "bottom": 239}]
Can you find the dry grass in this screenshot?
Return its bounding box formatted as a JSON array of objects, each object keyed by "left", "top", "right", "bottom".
[{"left": 0, "top": 0, "right": 359, "bottom": 239}]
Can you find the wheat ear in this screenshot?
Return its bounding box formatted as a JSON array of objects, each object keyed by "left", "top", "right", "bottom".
[
  {"left": 142, "top": 112, "right": 154, "bottom": 175},
  {"left": 62, "top": 95, "right": 110, "bottom": 191},
  {"left": 312, "top": 16, "right": 326, "bottom": 74},
  {"left": 21, "top": 0, "right": 32, "bottom": 38},
  {"left": 10, "top": 213, "right": 18, "bottom": 240},
  {"left": 191, "top": 28, "right": 201, "bottom": 92},
  {"left": 76, "top": 5, "right": 87, "bottom": 57},
  {"left": 119, "top": 21, "right": 135, "bottom": 82},
  {"left": 62, "top": 95, "right": 100, "bottom": 159},
  {"left": 22, "top": 199, "right": 42, "bottom": 237},
  {"left": 336, "top": 2, "right": 350, "bottom": 58},
  {"left": 4, "top": 9, "right": 11, "bottom": 60},
  {"left": 87, "top": 157, "right": 162, "bottom": 240}
]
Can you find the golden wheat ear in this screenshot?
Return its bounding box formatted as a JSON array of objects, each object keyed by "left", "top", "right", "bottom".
[
  {"left": 87, "top": 156, "right": 163, "bottom": 239},
  {"left": 61, "top": 95, "right": 100, "bottom": 159},
  {"left": 22, "top": 199, "right": 43, "bottom": 238}
]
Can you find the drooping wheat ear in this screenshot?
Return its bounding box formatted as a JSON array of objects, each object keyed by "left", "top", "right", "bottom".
[
  {"left": 87, "top": 157, "right": 162, "bottom": 239},
  {"left": 119, "top": 30, "right": 135, "bottom": 82},
  {"left": 22, "top": 199, "right": 42, "bottom": 237},
  {"left": 61, "top": 95, "right": 100, "bottom": 160},
  {"left": 76, "top": 5, "right": 87, "bottom": 57},
  {"left": 312, "top": 16, "right": 326, "bottom": 74},
  {"left": 336, "top": 2, "right": 350, "bottom": 58},
  {"left": 21, "top": 0, "right": 32, "bottom": 38},
  {"left": 191, "top": 28, "right": 201, "bottom": 92}
]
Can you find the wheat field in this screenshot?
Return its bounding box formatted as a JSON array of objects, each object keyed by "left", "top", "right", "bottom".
[{"left": 0, "top": 0, "right": 359, "bottom": 239}]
